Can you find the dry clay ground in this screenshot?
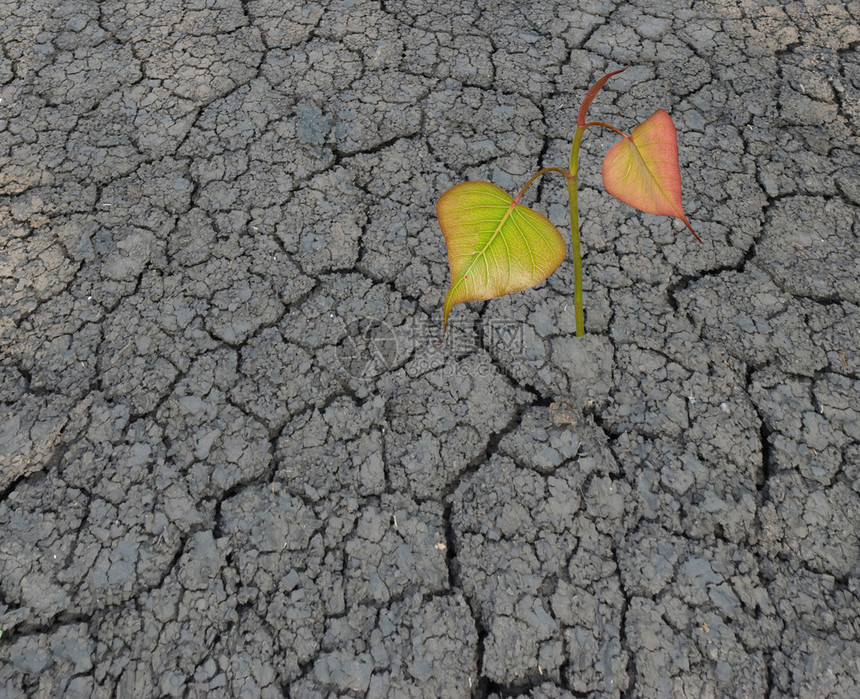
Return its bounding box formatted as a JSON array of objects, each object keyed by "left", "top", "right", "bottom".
[{"left": 1, "top": 0, "right": 859, "bottom": 696}]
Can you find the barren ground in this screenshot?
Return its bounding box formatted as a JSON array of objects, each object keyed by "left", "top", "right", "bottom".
[{"left": 1, "top": 0, "right": 859, "bottom": 696}]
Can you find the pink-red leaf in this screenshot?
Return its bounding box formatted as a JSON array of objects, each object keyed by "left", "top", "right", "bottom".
[
  {"left": 437, "top": 181, "right": 567, "bottom": 331},
  {"left": 602, "top": 109, "right": 700, "bottom": 241}
]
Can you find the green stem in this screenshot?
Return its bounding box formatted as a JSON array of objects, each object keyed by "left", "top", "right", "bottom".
[
  {"left": 513, "top": 163, "right": 585, "bottom": 334},
  {"left": 568, "top": 126, "right": 586, "bottom": 337}
]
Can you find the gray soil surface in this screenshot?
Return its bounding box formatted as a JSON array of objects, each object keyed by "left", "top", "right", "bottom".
[{"left": 1, "top": 0, "right": 859, "bottom": 696}]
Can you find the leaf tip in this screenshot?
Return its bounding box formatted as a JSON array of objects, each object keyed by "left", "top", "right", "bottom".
[
  {"left": 442, "top": 285, "right": 457, "bottom": 336},
  {"left": 685, "top": 218, "right": 703, "bottom": 243}
]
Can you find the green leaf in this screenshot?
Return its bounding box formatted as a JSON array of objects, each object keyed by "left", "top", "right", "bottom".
[{"left": 436, "top": 181, "right": 567, "bottom": 331}]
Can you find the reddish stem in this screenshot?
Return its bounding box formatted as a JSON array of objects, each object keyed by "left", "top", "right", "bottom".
[{"left": 576, "top": 63, "right": 630, "bottom": 127}]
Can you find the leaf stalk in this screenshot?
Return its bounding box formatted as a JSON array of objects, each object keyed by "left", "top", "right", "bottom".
[
  {"left": 583, "top": 121, "right": 629, "bottom": 139},
  {"left": 513, "top": 166, "right": 570, "bottom": 204}
]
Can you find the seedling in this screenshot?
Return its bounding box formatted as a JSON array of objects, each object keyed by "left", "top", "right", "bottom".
[{"left": 436, "top": 65, "right": 700, "bottom": 337}]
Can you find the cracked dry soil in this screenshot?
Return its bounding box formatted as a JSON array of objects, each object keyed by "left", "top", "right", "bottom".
[{"left": 1, "top": 0, "right": 859, "bottom": 696}]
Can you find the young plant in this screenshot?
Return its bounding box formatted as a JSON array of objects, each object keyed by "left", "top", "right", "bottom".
[{"left": 436, "top": 65, "right": 700, "bottom": 337}]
